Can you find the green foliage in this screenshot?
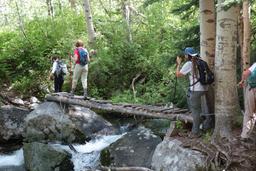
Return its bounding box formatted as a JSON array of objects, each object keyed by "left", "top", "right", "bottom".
[
  {"left": 0, "top": 10, "right": 86, "bottom": 96},
  {"left": 172, "top": 0, "right": 199, "bottom": 20},
  {"left": 202, "top": 130, "right": 213, "bottom": 144},
  {"left": 0, "top": 0, "right": 210, "bottom": 107},
  {"left": 175, "top": 120, "right": 183, "bottom": 129},
  {"left": 143, "top": 0, "right": 164, "bottom": 7}
]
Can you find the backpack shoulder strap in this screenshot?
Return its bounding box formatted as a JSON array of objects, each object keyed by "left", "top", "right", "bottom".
[{"left": 189, "top": 80, "right": 200, "bottom": 87}]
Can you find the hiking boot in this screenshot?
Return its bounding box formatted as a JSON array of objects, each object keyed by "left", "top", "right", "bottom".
[
  {"left": 83, "top": 89, "right": 89, "bottom": 100},
  {"left": 70, "top": 89, "right": 75, "bottom": 96}
]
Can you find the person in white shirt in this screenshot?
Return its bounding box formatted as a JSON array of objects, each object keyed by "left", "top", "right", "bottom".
[
  {"left": 176, "top": 47, "right": 208, "bottom": 138},
  {"left": 238, "top": 62, "right": 256, "bottom": 142},
  {"left": 49, "top": 56, "right": 64, "bottom": 93}
]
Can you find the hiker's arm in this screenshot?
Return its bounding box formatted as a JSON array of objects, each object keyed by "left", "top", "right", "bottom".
[
  {"left": 87, "top": 53, "right": 90, "bottom": 62},
  {"left": 71, "top": 49, "right": 78, "bottom": 62},
  {"left": 73, "top": 54, "right": 78, "bottom": 62},
  {"left": 176, "top": 56, "right": 185, "bottom": 77},
  {"left": 49, "top": 62, "right": 56, "bottom": 80},
  {"left": 176, "top": 64, "right": 185, "bottom": 77},
  {"left": 238, "top": 69, "right": 251, "bottom": 87}
]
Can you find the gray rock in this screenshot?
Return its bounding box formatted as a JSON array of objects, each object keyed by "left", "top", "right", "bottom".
[
  {"left": 151, "top": 139, "right": 205, "bottom": 171},
  {"left": 68, "top": 105, "right": 112, "bottom": 135},
  {"left": 24, "top": 102, "right": 86, "bottom": 143},
  {"left": 23, "top": 142, "right": 73, "bottom": 171},
  {"left": 24, "top": 102, "right": 112, "bottom": 144},
  {"left": 0, "top": 165, "right": 26, "bottom": 171},
  {"left": 100, "top": 126, "right": 162, "bottom": 168},
  {"left": 0, "top": 105, "right": 30, "bottom": 143}
]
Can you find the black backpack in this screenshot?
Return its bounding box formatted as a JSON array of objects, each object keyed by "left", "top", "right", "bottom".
[{"left": 191, "top": 58, "right": 214, "bottom": 86}]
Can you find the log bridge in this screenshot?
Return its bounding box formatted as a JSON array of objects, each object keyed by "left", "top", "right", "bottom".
[{"left": 45, "top": 93, "right": 192, "bottom": 123}]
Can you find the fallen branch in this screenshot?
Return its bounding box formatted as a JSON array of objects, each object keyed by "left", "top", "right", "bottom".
[{"left": 131, "top": 73, "right": 141, "bottom": 100}]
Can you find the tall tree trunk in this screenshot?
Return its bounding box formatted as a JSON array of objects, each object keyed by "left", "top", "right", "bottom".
[
  {"left": 199, "top": 0, "right": 216, "bottom": 125},
  {"left": 241, "top": 0, "right": 252, "bottom": 137},
  {"left": 109, "top": 0, "right": 113, "bottom": 9},
  {"left": 69, "top": 0, "right": 76, "bottom": 9},
  {"left": 46, "top": 0, "right": 53, "bottom": 17},
  {"left": 199, "top": 0, "right": 215, "bottom": 70},
  {"left": 83, "top": 0, "right": 96, "bottom": 45},
  {"left": 57, "top": 0, "right": 62, "bottom": 12},
  {"left": 242, "top": 0, "right": 251, "bottom": 71},
  {"left": 122, "top": 0, "right": 132, "bottom": 42},
  {"left": 15, "top": 1, "right": 27, "bottom": 39},
  {"left": 213, "top": 1, "right": 240, "bottom": 141}
]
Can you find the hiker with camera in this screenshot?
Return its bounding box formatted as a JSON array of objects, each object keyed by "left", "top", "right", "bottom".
[
  {"left": 70, "top": 40, "right": 90, "bottom": 99},
  {"left": 238, "top": 62, "right": 256, "bottom": 142},
  {"left": 176, "top": 47, "right": 214, "bottom": 138},
  {"left": 49, "top": 56, "right": 67, "bottom": 93}
]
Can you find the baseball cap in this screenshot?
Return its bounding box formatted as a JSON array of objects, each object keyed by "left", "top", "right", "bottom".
[{"left": 184, "top": 47, "right": 198, "bottom": 57}]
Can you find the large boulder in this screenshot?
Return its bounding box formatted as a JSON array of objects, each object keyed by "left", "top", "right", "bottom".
[
  {"left": 100, "top": 126, "right": 162, "bottom": 168},
  {"left": 0, "top": 166, "right": 26, "bottom": 171},
  {"left": 24, "top": 102, "right": 112, "bottom": 143},
  {"left": 0, "top": 105, "right": 30, "bottom": 143},
  {"left": 151, "top": 139, "right": 205, "bottom": 171},
  {"left": 24, "top": 102, "right": 86, "bottom": 143},
  {"left": 68, "top": 105, "right": 112, "bottom": 135},
  {"left": 23, "top": 142, "right": 73, "bottom": 171}
]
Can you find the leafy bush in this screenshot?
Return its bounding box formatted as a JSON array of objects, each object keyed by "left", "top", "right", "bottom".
[{"left": 0, "top": 2, "right": 197, "bottom": 107}]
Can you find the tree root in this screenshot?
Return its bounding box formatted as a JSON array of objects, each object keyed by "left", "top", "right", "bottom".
[{"left": 181, "top": 137, "right": 256, "bottom": 171}]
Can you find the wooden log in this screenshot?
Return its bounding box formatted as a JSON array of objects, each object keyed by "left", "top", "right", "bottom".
[{"left": 45, "top": 94, "right": 193, "bottom": 123}]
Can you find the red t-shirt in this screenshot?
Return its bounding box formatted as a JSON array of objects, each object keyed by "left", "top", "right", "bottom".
[{"left": 73, "top": 47, "right": 88, "bottom": 64}]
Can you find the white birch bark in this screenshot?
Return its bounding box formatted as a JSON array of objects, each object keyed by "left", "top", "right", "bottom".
[
  {"left": 213, "top": 1, "right": 240, "bottom": 140},
  {"left": 123, "top": 0, "right": 132, "bottom": 42},
  {"left": 199, "top": 0, "right": 215, "bottom": 70},
  {"left": 242, "top": 0, "right": 251, "bottom": 71},
  {"left": 69, "top": 0, "right": 76, "bottom": 9},
  {"left": 199, "top": 0, "right": 216, "bottom": 126},
  {"left": 83, "top": 0, "right": 96, "bottom": 44},
  {"left": 46, "top": 0, "right": 53, "bottom": 17}
]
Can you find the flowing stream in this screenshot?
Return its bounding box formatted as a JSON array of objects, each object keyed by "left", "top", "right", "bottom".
[{"left": 0, "top": 134, "right": 125, "bottom": 171}]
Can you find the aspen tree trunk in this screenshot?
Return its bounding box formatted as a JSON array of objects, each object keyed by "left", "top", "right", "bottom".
[
  {"left": 213, "top": 1, "right": 240, "bottom": 141},
  {"left": 83, "top": 0, "right": 96, "bottom": 45},
  {"left": 57, "top": 0, "right": 63, "bottom": 12},
  {"left": 69, "top": 0, "right": 76, "bottom": 9},
  {"left": 242, "top": 0, "right": 251, "bottom": 71},
  {"left": 15, "top": 1, "right": 27, "bottom": 39},
  {"left": 123, "top": 0, "right": 132, "bottom": 42},
  {"left": 238, "top": 15, "right": 243, "bottom": 58},
  {"left": 109, "top": 0, "right": 113, "bottom": 9},
  {"left": 199, "top": 0, "right": 215, "bottom": 70},
  {"left": 242, "top": 0, "right": 252, "bottom": 137},
  {"left": 199, "top": 0, "right": 216, "bottom": 125},
  {"left": 46, "top": 0, "right": 53, "bottom": 17}
]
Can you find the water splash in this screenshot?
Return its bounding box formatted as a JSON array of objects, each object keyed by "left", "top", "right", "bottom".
[
  {"left": 52, "top": 134, "right": 125, "bottom": 171},
  {"left": 0, "top": 134, "right": 125, "bottom": 171},
  {"left": 0, "top": 149, "right": 24, "bottom": 166}
]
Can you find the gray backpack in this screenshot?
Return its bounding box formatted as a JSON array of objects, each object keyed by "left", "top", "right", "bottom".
[{"left": 55, "top": 61, "right": 67, "bottom": 76}]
